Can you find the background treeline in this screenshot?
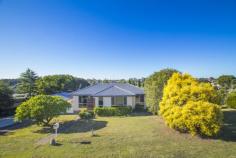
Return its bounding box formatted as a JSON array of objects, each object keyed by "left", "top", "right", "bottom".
[
  {"left": 1, "top": 74, "right": 146, "bottom": 95},
  {"left": 36, "top": 75, "right": 89, "bottom": 94},
  {"left": 0, "top": 69, "right": 146, "bottom": 116},
  {"left": 1, "top": 68, "right": 236, "bottom": 117},
  {"left": 87, "top": 78, "right": 145, "bottom": 87}
]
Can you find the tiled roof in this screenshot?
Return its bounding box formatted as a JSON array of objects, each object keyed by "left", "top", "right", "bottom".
[
  {"left": 72, "top": 83, "right": 144, "bottom": 96},
  {"left": 51, "top": 92, "right": 72, "bottom": 100}
]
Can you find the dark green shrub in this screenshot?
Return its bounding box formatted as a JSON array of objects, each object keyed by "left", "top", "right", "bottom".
[
  {"left": 79, "top": 110, "right": 95, "bottom": 119},
  {"left": 144, "top": 68, "right": 178, "bottom": 114},
  {"left": 94, "top": 106, "right": 132, "bottom": 116},
  {"left": 226, "top": 91, "right": 236, "bottom": 109},
  {"left": 134, "top": 104, "right": 145, "bottom": 111},
  {"left": 94, "top": 107, "right": 115, "bottom": 116}
]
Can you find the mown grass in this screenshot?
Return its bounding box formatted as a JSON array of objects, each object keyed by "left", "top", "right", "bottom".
[{"left": 0, "top": 110, "right": 236, "bottom": 158}]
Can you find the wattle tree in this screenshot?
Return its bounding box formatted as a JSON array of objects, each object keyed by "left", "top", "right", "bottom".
[{"left": 160, "top": 73, "right": 223, "bottom": 136}]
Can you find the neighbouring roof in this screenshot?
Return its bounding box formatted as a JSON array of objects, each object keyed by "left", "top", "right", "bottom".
[
  {"left": 13, "top": 93, "right": 28, "bottom": 99},
  {"left": 72, "top": 83, "right": 144, "bottom": 96},
  {"left": 51, "top": 92, "right": 72, "bottom": 100}
]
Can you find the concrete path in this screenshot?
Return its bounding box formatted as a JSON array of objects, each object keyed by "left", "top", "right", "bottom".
[
  {"left": 0, "top": 117, "right": 15, "bottom": 128},
  {"left": 35, "top": 117, "right": 80, "bottom": 146},
  {"left": 35, "top": 134, "right": 56, "bottom": 146}
]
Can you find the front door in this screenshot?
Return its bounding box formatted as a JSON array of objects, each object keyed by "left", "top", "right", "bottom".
[{"left": 87, "top": 97, "right": 95, "bottom": 110}]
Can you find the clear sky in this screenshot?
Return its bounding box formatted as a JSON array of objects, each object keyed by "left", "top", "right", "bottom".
[{"left": 0, "top": 0, "right": 236, "bottom": 79}]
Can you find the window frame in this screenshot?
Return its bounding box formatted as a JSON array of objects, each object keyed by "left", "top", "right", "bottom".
[{"left": 98, "top": 97, "right": 103, "bottom": 106}]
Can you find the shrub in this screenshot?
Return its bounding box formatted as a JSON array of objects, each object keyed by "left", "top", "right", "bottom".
[
  {"left": 79, "top": 109, "right": 95, "bottom": 119},
  {"left": 182, "top": 101, "right": 222, "bottom": 136},
  {"left": 160, "top": 73, "right": 223, "bottom": 136},
  {"left": 134, "top": 103, "right": 145, "bottom": 111},
  {"left": 94, "top": 106, "right": 132, "bottom": 116},
  {"left": 15, "top": 95, "right": 70, "bottom": 126},
  {"left": 226, "top": 91, "right": 236, "bottom": 109},
  {"left": 94, "top": 107, "right": 115, "bottom": 116}
]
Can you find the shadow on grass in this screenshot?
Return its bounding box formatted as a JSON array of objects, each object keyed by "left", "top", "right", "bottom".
[
  {"left": 216, "top": 110, "right": 236, "bottom": 142},
  {"left": 80, "top": 140, "right": 91, "bottom": 144},
  {"left": 34, "top": 119, "right": 107, "bottom": 134},
  {"left": 0, "top": 120, "right": 33, "bottom": 136},
  {"left": 129, "top": 111, "right": 153, "bottom": 117},
  {"left": 51, "top": 142, "right": 63, "bottom": 146}
]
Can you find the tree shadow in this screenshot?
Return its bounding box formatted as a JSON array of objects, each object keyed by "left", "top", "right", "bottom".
[
  {"left": 129, "top": 111, "right": 153, "bottom": 117},
  {"left": 80, "top": 140, "right": 91, "bottom": 144},
  {"left": 51, "top": 142, "right": 63, "bottom": 146},
  {"left": 216, "top": 110, "right": 236, "bottom": 142},
  {"left": 0, "top": 120, "right": 33, "bottom": 136},
  {"left": 34, "top": 119, "right": 107, "bottom": 134}
]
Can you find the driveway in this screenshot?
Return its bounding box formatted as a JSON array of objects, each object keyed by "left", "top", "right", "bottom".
[{"left": 0, "top": 117, "right": 15, "bottom": 128}]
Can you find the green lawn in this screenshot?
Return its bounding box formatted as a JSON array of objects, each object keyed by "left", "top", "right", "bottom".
[{"left": 0, "top": 110, "right": 236, "bottom": 158}]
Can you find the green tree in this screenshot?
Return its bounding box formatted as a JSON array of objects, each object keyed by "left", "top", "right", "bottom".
[
  {"left": 36, "top": 75, "right": 89, "bottom": 94},
  {"left": 217, "top": 75, "right": 236, "bottom": 89},
  {"left": 226, "top": 91, "right": 236, "bottom": 109},
  {"left": 138, "top": 79, "right": 141, "bottom": 87},
  {"left": 15, "top": 95, "right": 70, "bottom": 126},
  {"left": 160, "top": 73, "right": 222, "bottom": 136},
  {"left": 215, "top": 88, "right": 228, "bottom": 105},
  {"left": 144, "top": 68, "right": 178, "bottom": 114},
  {"left": 17, "top": 68, "right": 38, "bottom": 97},
  {"left": 0, "top": 81, "right": 14, "bottom": 109},
  {"left": 119, "top": 79, "right": 127, "bottom": 84},
  {"left": 0, "top": 79, "right": 19, "bottom": 91},
  {"left": 103, "top": 79, "right": 110, "bottom": 83}
]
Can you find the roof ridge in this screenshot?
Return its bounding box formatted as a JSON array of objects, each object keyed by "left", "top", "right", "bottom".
[
  {"left": 94, "top": 84, "right": 135, "bottom": 96},
  {"left": 112, "top": 85, "right": 135, "bottom": 95},
  {"left": 72, "top": 83, "right": 144, "bottom": 96},
  {"left": 94, "top": 84, "right": 115, "bottom": 95},
  {"left": 71, "top": 83, "right": 98, "bottom": 95}
]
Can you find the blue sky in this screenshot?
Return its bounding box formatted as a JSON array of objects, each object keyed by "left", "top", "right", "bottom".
[{"left": 0, "top": 0, "right": 236, "bottom": 79}]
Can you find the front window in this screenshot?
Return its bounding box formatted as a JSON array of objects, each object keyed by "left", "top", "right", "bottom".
[
  {"left": 79, "top": 96, "right": 88, "bottom": 103},
  {"left": 136, "top": 95, "right": 144, "bottom": 103},
  {"left": 79, "top": 96, "right": 88, "bottom": 108},
  {"left": 124, "top": 96, "right": 127, "bottom": 105},
  {"left": 99, "top": 97, "right": 103, "bottom": 106},
  {"left": 112, "top": 96, "right": 127, "bottom": 106},
  {"left": 115, "top": 96, "right": 123, "bottom": 106},
  {"left": 140, "top": 95, "right": 144, "bottom": 102},
  {"left": 112, "top": 97, "right": 115, "bottom": 105}
]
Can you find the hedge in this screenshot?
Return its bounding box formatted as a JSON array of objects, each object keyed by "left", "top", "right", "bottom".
[{"left": 94, "top": 106, "right": 132, "bottom": 116}]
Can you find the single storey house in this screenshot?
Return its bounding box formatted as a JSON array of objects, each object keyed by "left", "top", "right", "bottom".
[{"left": 71, "top": 83, "right": 145, "bottom": 112}]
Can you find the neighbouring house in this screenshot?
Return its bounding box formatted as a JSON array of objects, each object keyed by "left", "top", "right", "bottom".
[
  {"left": 12, "top": 93, "right": 28, "bottom": 107},
  {"left": 51, "top": 92, "right": 73, "bottom": 113},
  {"left": 71, "top": 83, "right": 145, "bottom": 112}
]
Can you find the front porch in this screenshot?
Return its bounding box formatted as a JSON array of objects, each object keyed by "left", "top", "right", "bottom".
[{"left": 78, "top": 96, "right": 95, "bottom": 110}]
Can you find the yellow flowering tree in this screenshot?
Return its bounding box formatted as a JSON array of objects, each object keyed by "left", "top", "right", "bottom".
[{"left": 160, "top": 73, "right": 223, "bottom": 136}]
